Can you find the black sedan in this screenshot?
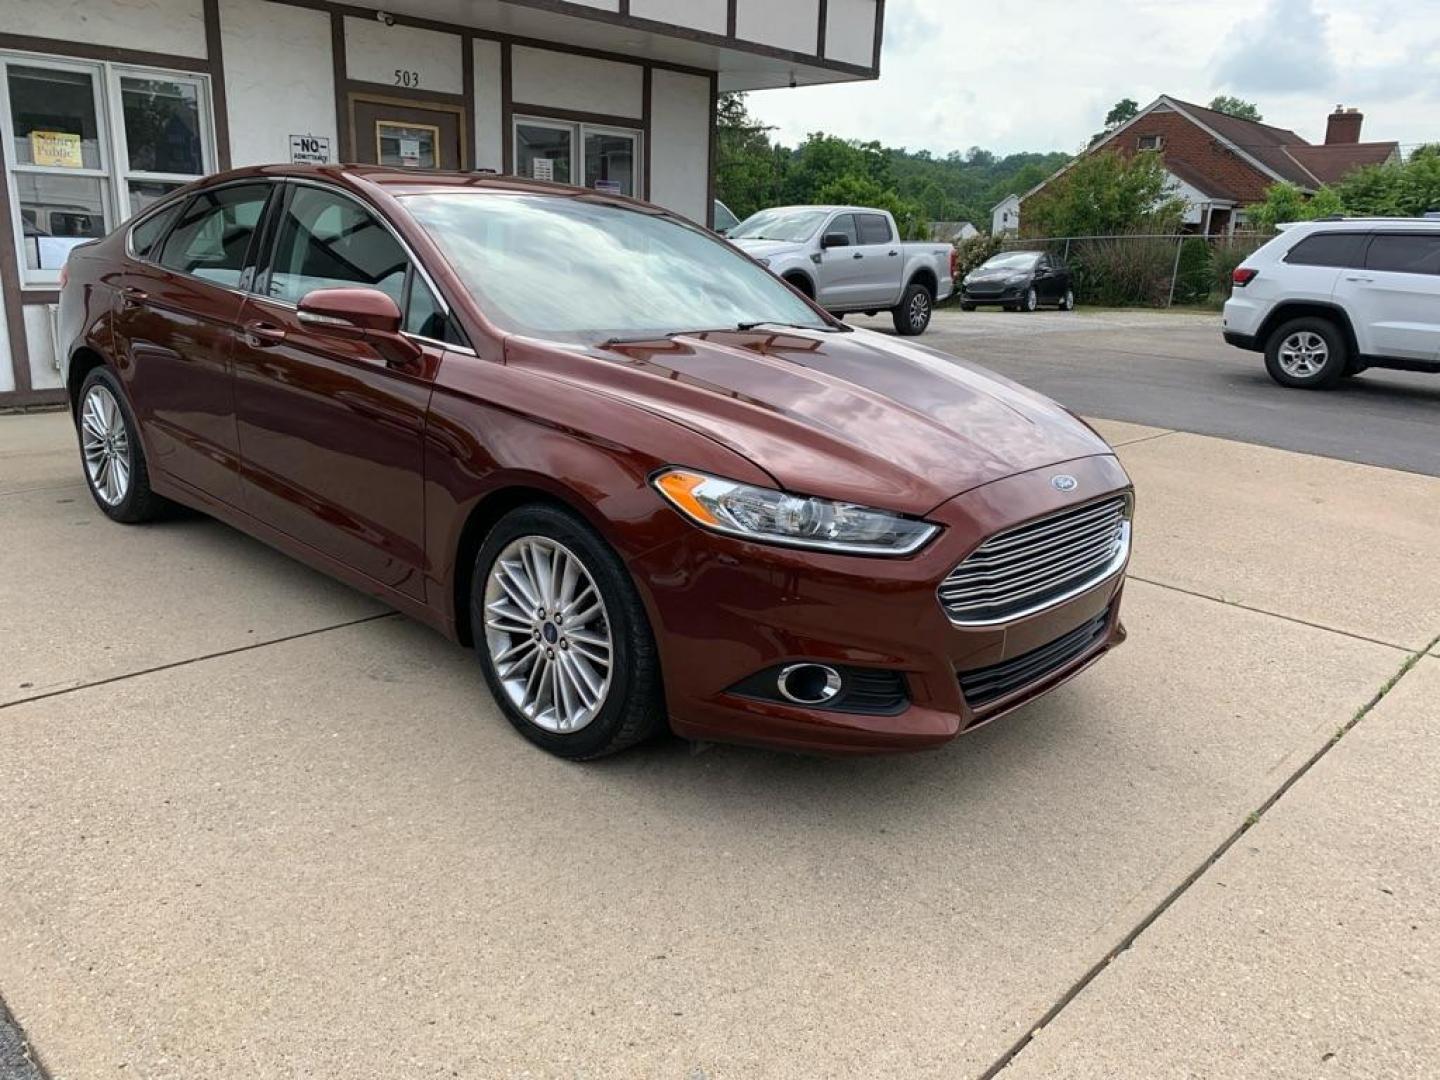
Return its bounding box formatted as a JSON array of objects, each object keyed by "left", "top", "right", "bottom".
[{"left": 960, "top": 251, "right": 1074, "bottom": 312}]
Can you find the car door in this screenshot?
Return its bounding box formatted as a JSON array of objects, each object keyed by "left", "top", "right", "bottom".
[
  {"left": 813, "top": 213, "right": 861, "bottom": 309},
  {"left": 231, "top": 181, "right": 451, "bottom": 598},
  {"left": 1337, "top": 232, "right": 1440, "bottom": 361},
  {"left": 853, "top": 212, "right": 903, "bottom": 307},
  {"left": 1032, "top": 254, "right": 1059, "bottom": 302},
  {"left": 110, "top": 182, "right": 275, "bottom": 507}
]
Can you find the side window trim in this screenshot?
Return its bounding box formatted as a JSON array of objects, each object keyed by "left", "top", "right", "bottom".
[
  {"left": 152, "top": 180, "right": 275, "bottom": 291},
  {"left": 126, "top": 198, "right": 187, "bottom": 262},
  {"left": 1365, "top": 232, "right": 1440, "bottom": 276},
  {"left": 235, "top": 176, "right": 474, "bottom": 353}
]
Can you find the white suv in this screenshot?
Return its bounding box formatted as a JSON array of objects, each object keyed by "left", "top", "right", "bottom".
[{"left": 1223, "top": 218, "right": 1440, "bottom": 389}]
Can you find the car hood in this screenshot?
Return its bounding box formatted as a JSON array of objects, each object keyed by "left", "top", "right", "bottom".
[
  {"left": 728, "top": 238, "right": 807, "bottom": 260},
  {"left": 513, "top": 327, "right": 1112, "bottom": 516},
  {"left": 966, "top": 267, "right": 1030, "bottom": 283}
]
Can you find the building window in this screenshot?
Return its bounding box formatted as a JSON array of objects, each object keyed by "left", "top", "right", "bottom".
[
  {"left": 1, "top": 51, "right": 215, "bottom": 285},
  {"left": 1137, "top": 134, "right": 1164, "bottom": 151},
  {"left": 514, "top": 116, "right": 642, "bottom": 197}
]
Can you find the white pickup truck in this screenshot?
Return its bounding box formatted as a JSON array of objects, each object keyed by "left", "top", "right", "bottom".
[{"left": 727, "top": 205, "right": 955, "bottom": 335}]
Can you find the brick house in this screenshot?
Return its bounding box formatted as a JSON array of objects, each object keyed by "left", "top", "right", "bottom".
[{"left": 1014, "top": 95, "right": 1401, "bottom": 236}]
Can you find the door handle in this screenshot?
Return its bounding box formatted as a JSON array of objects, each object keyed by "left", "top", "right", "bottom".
[
  {"left": 1345, "top": 276, "right": 1374, "bottom": 283},
  {"left": 119, "top": 286, "right": 147, "bottom": 309},
  {"left": 243, "top": 321, "right": 286, "bottom": 347},
  {"left": 888, "top": 250, "right": 899, "bottom": 257},
  {"left": 852, "top": 252, "right": 865, "bottom": 259}
]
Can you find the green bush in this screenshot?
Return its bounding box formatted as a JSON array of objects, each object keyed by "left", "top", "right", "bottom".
[
  {"left": 1173, "top": 236, "right": 1214, "bottom": 306},
  {"left": 1069, "top": 234, "right": 1178, "bottom": 308},
  {"left": 952, "top": 232, "right": 1007, "bottom": 278},
  {"left": 1211, "top": 234, "right": 1270, "bottom": 300}
]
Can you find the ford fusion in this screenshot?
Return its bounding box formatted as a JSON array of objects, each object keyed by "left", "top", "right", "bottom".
[{"left": 59, "top": 166, "right": 1132, "bottom": 759}]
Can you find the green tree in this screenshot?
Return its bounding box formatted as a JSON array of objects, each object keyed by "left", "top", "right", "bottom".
[
  {"left": 1091, "top": 98, "right": 1140, "bottom": 146},
  {"left": 1244, "top": 182, "right": 1343, "bottom": 230},
  {"left": 1208, "top": 95, "right": 1264, "bottom": 121},
  {"left": 814, "top": 174, "right": 928, "bottom": 239},
  {"left": 714, "top": 92, "right": 783, "bottom": 219},
  {"left": 1023, "top": 150, "right": 1185, "bottom": 237},
  {"left": 1333, "top": 154, "right": 1440, "bottom": 217}
]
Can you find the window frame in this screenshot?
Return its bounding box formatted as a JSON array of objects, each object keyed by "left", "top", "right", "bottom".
[
  {"left": 512, "top": 114, "right": 644, "bottom": 199},
  {"left": 856, "top": 212, "right": 893, "bottom": 246},
  {"left": 0, "top": 48, "right": 216, "bottom": 286},
  {"left": 1137, "top": 134, "right": 1165, "bottom": 151},
  {"left": 1282, "top": 231, "right": 1370, "bottom": 270},
  {"left": 153, "top": 179, "right": 276, "bottom": 291},
  {"left": 1364, "top": 232, "right": 1440, "bottom": 277},
  {"left": 253, "top": 178, "right": 472, "bottom": 353}
]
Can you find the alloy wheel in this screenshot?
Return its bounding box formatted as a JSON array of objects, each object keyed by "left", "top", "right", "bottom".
[
  {"left": 80, "top": 384, "right": 131, "bottom": 506},
  {"left": 1278, "top": 331, "right": 1329, "bottom": 378},
  {"left": 1025, "top": 288, "right": 1038, "bottom": 312},
  {"left": 483, "top": 536, "right": 613, "bottom": 733},
  {"left": 909, "top": 290, "right": 930, "bottom": 330}
]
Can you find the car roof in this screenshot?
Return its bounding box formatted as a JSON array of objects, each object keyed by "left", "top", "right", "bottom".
[
  {"left": 1287, "top": 216, "right": 1440, "bottom": 234},
  {"left": 193, "top": 163, "right": 655, "bottom": 204},
  {"left": 745, "top": 205, "right": 888, "bottom": 215}
]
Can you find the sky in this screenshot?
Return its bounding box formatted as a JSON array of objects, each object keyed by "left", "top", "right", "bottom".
[{"left": 746, "top": 0, "right": 1440, "bottom": 158}]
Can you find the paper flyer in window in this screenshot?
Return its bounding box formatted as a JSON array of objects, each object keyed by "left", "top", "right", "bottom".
[
  {"left": 532, "top": 157, "right": 554, "bottom": 182},
  {"left": 31, "top": 131, "right": 83, "bottom": 169}
]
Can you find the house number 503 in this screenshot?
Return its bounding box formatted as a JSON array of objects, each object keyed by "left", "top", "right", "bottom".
[{"left": 394, "top": 69, "right": 420, "bottom": 88}]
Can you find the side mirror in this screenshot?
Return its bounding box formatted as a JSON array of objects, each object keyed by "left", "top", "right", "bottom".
[
  {"left": 297, "top": 287, "right": 421, "bottom": 368},
  {"left": 821, "top": 231, "right": 851, "bottom": 249}
]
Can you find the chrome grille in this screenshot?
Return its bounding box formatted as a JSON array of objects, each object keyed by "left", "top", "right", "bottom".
[{"left": 939, "top": 495, "right": 1131, "bottom": 625}]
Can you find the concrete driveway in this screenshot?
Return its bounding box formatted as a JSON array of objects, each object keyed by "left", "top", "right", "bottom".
[{"left": 2, "top": 407, "right": 1438, "bottom": 1079}]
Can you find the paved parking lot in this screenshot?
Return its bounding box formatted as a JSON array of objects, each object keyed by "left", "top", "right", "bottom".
[
  {"left": 2, "top": 375, "right": 1438, "bottom": 1077},
  {"left": 854, "top": 308, "right": 1440, "bottom": 478}
]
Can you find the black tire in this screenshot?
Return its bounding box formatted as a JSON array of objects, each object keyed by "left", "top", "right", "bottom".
[
  {"left": 959, "top": 302, "right": 976, "bottom": 312},
  {"left": 1263, "top": 317, "right": 1347, "bottom": 390},
  {"left": 1020, "top": 286, "right": 1039, "bottom": 313},
  {"left": 892, "top": 281, "right": 933, "bottom": 335},
  {"left": 75, "top": 366, "right": 169, "bottom": 523},
  {"left": 470, "top": 503, "right": 666, "bottom": 760},
  {"left": 1058, "top": 287, "right": 1076, "bottom": 312}
]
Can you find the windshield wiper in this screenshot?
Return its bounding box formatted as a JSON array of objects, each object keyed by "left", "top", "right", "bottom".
[{"left": 735, "top": 320, "right": 846, "bottom": 333}]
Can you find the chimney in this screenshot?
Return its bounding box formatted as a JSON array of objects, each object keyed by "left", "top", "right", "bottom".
[{"left": 1326, "top": 106, "right": 1364, "bottom": 145}]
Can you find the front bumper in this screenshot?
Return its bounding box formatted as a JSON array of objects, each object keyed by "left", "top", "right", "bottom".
[
  {"left": 962, "top": 281, "right": 1026, "bottom": 303},
  {"left": 629, "top": 454, "right": 1132, "bottom": 754}
]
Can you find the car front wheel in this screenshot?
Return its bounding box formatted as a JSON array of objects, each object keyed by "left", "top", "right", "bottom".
[
  {"left": 892, "top": 282, "right": 933, "bottom": 335},
  {"left": 1021, "top": 286, "right": 1038, "bottom": 313},
  {"left": 471, "top": 503, "right": 665, "bottom": 759},
  {"left": 1264, "top": 318, "right": 1347, "bottom": 389}
]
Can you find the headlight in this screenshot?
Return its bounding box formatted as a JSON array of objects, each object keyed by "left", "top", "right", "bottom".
[{"left": 652, "top": 469, "right": 939, "bottom": 555}]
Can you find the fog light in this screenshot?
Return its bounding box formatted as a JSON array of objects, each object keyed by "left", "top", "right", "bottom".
[{"left": 776, "top": 663, "right": 843, "bottom": 705}]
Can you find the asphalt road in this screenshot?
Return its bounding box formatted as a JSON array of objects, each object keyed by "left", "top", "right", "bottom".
[{"left": 853, "top": 308, "right": 1440, "bottom": 478}]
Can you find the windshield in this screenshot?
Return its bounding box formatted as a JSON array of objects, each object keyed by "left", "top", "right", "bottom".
[
  {"left": 404, "top": 193, "right": 830, "bottom": 343},
  {"left": 728, "top": 208, "right": 829, "bottom": 243},
  {"left": 982, "top": 251, "right": 1043, "bottom": 270}
]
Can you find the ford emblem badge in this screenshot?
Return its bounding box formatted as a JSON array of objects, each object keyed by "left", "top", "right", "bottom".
[{"left": 1051, "top": 475, "right": 1078, "bottom": 492}]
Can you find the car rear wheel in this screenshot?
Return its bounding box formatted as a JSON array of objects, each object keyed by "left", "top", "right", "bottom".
[
  {"left": 76, "top": 367, "right": 169, "bottom": 523},
  {"left": 1264, "top": 318, "right": 1347, "bottom": 389},
  {"left": 1059, "top": 287, "right": 1075, "bottom": 311},
  {"left": 892, "top": 282, "right": 933, "bottom": 335},
  {"left": 471, "top": 503, "right": 665, "bottom": 759}
]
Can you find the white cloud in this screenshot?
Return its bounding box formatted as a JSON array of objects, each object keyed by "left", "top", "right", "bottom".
[{"left": 745, "top": 0, "right": 1440, "bottom": 156}]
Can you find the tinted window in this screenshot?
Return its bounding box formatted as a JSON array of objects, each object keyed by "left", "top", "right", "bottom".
[
  {"left": 266, "top": 187, "right": 408, "bottom": 305},
  {"left": 827, "top": 214, "right": 859, "bottom": 244},
  {"left": 158, "top": 184, "right": 271, "bottom": 287},
  {"left": 1366, "top": 234, "right": 1440, "bottom": 275},
  {"left": 857, "top": 213, "right": 892, "bottom": 245},
  {"left": 130, "top": 203, "right": 182, "bottom": 259},
  {"left": 403, "top": 274, "right": 466, "bottom": 345},
  {"left": 1285, "top": 232, "right": 1367, "bottom": 269}
]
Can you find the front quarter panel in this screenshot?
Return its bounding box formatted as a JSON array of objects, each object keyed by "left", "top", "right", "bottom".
[{"left": 421, "top": 339, "right": 776, "bottom": 638}]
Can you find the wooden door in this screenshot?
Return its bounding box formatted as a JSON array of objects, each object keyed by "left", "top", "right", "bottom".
[{"left": 350, "top": 96, "right": 464, "bottom": 170}]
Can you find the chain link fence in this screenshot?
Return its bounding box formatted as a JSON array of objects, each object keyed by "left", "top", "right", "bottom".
[{"left": 954, "top": 232, "right": 1273, "bottom": 309}]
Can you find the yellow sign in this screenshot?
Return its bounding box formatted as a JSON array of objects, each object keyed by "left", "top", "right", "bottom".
[{"left": 31, "top": 131, "right": 83, "bottom": 168}]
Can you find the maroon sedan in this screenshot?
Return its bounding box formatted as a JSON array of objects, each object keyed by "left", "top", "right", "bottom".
[{"left": 58, "top": 165, "right": 1131, "bottom": 759}]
